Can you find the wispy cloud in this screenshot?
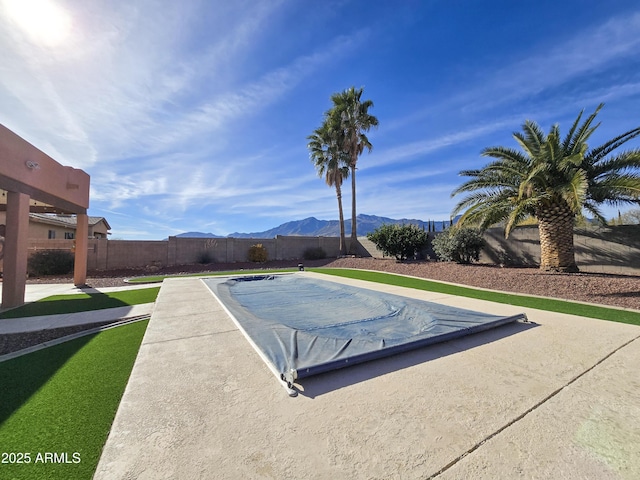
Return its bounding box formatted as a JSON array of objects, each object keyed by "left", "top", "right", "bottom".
[
  {"left": 0, "top": 0, "right": 293, "bottom": 165},
  {"left": 151, "top": 29, "right": 371, "bottom": 155},
  {"left": 385, "top": 11, "right": 640, "bottom": 135},
  {"left": 366, "top": 119, "right": 519, "bottom": 170},
  {"left": 457, "top": 11, "right": 640, "bottom": 112},
  {"left": 358, "top": 181, "right": 459, "bottom": 221}
]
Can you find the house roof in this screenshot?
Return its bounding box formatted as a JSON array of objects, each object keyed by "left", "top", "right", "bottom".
[
  {"left": 0, "top": 188, "right": 68, "bottom": 213},
  {"left": 28, "top": 213, "right": 112, "bottom": 231}
]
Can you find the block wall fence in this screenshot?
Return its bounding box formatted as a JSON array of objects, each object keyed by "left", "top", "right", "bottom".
[
  {"left": 479, "top": 225, "right": 640, "bottom": 275},
  {"left": 16, "top": 225, "right": 640, "bottom": 276},
  {"left": 24, "top": 235, "right": 343, "bottom": 271}
]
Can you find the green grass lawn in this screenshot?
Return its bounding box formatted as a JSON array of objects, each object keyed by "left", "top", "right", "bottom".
[
  {"left": 0, "top": 320, "right": 148, "bottom": 480},
  {"left": 0, "top": 287, "right": 160, "bottom": 319},
  {"left": 311, "top": 268, "right": 640, "bottom": 326}
]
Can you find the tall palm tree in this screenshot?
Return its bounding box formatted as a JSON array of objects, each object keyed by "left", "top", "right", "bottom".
[
  {"left": 307, "top": 122, "right": 350, "bottom": 255},
  {"left": 452, "top": 104, "right": 640, "bottom": 272},
  {"left": 329, "top": 86, "right": 378, "bottom": 252}
]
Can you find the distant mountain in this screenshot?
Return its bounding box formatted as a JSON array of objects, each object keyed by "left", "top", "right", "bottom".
[
  {"left": 213, "top": 214, "right": 456, "bottom": 238},
  {"left": 229, "top": 216, "right": 335, "bottom": 238},
  {"left": 174, "top": 231, "right": 225, "bottom": 238}
]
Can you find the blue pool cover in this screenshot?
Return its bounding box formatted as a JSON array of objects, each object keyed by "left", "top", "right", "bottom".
[{"left": 204, "top": 274, "right": 527, "bottom": 388}]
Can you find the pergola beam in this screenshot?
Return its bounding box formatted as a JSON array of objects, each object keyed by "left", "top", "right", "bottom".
[{"left": 0, "top": 124, "right": 90, "bottom": 308}]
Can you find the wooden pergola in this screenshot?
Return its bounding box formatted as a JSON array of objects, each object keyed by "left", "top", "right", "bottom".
[{"left": 0, "top": 124, "right": 90, "bottom": 308}]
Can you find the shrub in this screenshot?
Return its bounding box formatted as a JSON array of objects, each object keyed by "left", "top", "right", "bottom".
[
  {"left": 431, "top": 227, "right": 485, "bottom": 264},
  {"left": 303, "top": 247, "right": 327, "bottom": 260},
  {"left": 27, "top": 249, "right": 74, "bottom": 276},
  {"left": 366, "top": 224, "right": 429, "bottom": 261},
  {"left": 247, "top": 243, "right": 268, "bottom": 263},
  {"left": 196, "top": 250, "right": 215, "bottom": 264}
]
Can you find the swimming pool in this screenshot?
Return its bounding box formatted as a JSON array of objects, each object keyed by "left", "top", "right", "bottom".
[{"left": 204, "top": 273, "right": 527, "bottom": 395}]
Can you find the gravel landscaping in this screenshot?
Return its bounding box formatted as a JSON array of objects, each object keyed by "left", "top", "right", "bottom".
[
  {"left": 327, "top": 258, "right": 640, "bottom": 310},
  {"left": 0, "top": 320, "right": 117, "bottom": 356}
]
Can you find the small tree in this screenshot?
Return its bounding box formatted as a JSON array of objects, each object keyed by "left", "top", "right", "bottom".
[
  {"left": 432, "top": 227, "right": 485, "bottom": 264},
  {"left": 367, "top": 224, "right": 429, "bottom": 261},
  {"left": 247, "top": 244, "right": 268, "bottom": 263}
]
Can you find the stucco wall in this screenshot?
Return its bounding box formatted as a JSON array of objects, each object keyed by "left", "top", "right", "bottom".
[
  {"left": 31, "top": 221, "right": 76, "bottom": 239},
  {"left": 89, "top": 220, "right": 109, "bottom": 238},
  {"left": 481, "top": 225, "right": 640, "bottom": 275}
]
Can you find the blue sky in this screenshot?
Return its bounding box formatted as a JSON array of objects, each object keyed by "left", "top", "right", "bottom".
[{"left": 2, "top": 0, "right": 640, "bottom": 239}]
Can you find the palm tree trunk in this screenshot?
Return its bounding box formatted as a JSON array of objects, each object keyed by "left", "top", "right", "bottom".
[
  {"left": 537, "top": 205, "right": 578, "bottom": 272},
  {"left": 348, "top": 164, "right": 357, "bottom": 254},
  {"left": 335, "top": 183, "right": 346, "bottom": 255}
]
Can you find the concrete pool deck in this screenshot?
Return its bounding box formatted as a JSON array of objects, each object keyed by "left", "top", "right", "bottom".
[{"left": 95, "top": 272, "right": 640, "bottom": 479}]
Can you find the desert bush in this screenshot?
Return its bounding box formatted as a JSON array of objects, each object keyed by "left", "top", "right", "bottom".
[
  {"left": 367, "top": 224, "right": 429, "bottom": 261},
  {"left": 431, "top": 227, "right": 485, "bottom": 264},
  {"left": 303, "top": 246, "right": 327, "bottom": 260},
  {"left": 28, "top": 249, "right": 74, "bottom": 276},
  {"left": 196, "top": 250, "right": 215, "bottom": 264},
  {"left": 247, "top": 243, "right": 268, "bottom": 263}
]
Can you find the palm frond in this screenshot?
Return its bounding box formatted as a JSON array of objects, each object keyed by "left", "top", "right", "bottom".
[
  {"left": 587, "top": 127, "right": 640, "bottom": 164},
  {"left": 588, "top": 148, "right": 640, "bottom": 177},
  {"left": 589, "top": 172, "right": 640, "bottom": 203},
  {"left": 581, "top": 202, "right": 607, "bottom": 225},
  {"left": 515, "top": 120, "right": 546, "bottom": 158},
  {"left": 566, "top": 103, "right": 603, "bottom": 153},
  {"left": 482, "top": 146, "right": 530, "bottom": 164},
  {"left": 560, "top": 168, "right": 588, "bottom": 212},
  {"left": 562, "top": 107, "right": 586, "bottom": 152},
  {"left": 505, "top": 199, "right": 538, "bottom": 236}
]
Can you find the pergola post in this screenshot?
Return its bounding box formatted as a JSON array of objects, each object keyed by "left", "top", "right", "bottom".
[
  {"left": 2, "top": 191, "right": 30, "bottom": 308},
  {"left": 74, "top": 213, "right": 88, "bottom": 286}
]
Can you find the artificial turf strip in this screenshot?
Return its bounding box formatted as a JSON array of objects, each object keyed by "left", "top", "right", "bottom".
[
  {"left": 0, "top": 287, "right": 160, "bottom": 319},
  {"left": 0, "top": 320, "right": 148, "bottom": 480},
  {"left": 311, "top": 268, "right": 640, "bottom": 327},
  {"left": 127, "top": 268, "right": 298, "bottom": 283}
]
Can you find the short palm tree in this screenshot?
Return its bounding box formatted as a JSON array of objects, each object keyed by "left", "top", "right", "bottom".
[
  {"left": 329, "top": 87, "right": 378, "bottom": 252},
  {"left": 452, "top": 104, "right": 640, "bottom": 272},
  {"left": 307, "top": 122, "right": 350, "bottom": 255}
]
